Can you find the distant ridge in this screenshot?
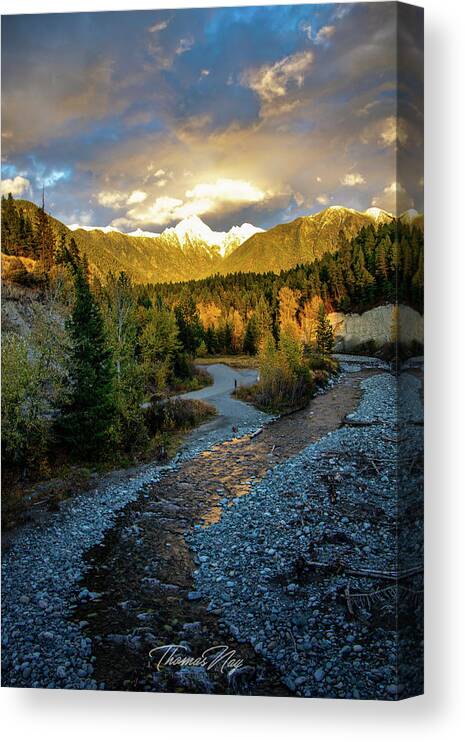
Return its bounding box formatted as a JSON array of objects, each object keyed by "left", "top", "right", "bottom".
[
  {"left": 11, "top": 199, "right": 422, "bottom": 284},
  {"left": 67, "top": 214, "right": 263, "bottom": 257}
]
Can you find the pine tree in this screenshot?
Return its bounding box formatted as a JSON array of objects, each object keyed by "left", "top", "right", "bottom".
[
  {"left": 174, "top": 295, "right": 203, "bottom": 356},
  {"left": 141, "top": 303, "right": 181, "bottom": 393},
  {"left": 375, "top": 238, "right": 388, "bottom": 281},
  {"left": 315, "top": 303, "right": 334, "bottom": 354},
  {"left": 243, "top": 316, "right": 258, "bottom": 355},
  {"left": 58, "top": 265, "right": 117, "bottom": 459},
  {"left": 35, "top": 204, "right": 55, "bottom": 270},
  {"left": 1, "top": 193, "right": 20, "bottom": 254},
  {"left": 205, "top": 326, "right": 218, "bottom": 354}
]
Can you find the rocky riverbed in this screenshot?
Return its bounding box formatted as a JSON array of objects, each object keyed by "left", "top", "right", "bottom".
[
  {"left": 1, "top": 360, "right": 423, "bottom": 699},
  {"left": 1, "top": 370, "right": 270, "bottom": 691},
  {"left": 190, "top": 370, "right": 423, "bottom": 699}
]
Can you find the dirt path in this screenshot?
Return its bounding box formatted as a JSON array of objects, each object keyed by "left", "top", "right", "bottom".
[
  {"left": 179, "top": 363, "right": 265, "bottom": 443},
  {"left": 74, "top": 368, "right": 380, "bottom": 694}
]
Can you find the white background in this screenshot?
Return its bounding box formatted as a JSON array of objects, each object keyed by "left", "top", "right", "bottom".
[{"left": 1, "top": 0, "right": 464, "bottom": 739}]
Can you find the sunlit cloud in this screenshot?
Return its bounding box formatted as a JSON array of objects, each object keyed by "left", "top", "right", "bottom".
[
  {"left": 124, "top": 178, "right": 271, "bottom": 227},
  {"left": 315, "top": 25, "right": 336, "bottom": 44},
  {"left": 242, "top": 50, "right": 314, "bottom": 105},
  {"left": 126, "top": 196, "right": 184, "bottom": 226},
  {"left": 97, "top": 191, "right": 127, "bottom": 209},
  {"left": 340, "top": 173, "right": 366, "bottom": 186},
  {"left": 185, "top": 179, "right": 266, "bottom": 204},
  {"left": 1, "top": 175, "right": 30, "bottom": 196},
  {"left": 379, "top": 116, "right": 408, "bottom": 147},
  {"left": 98, "top": 189, "right": 148, "bottom": 208},
  {"left": 126, "top": 190, "right": 148, "bottom": 205}
]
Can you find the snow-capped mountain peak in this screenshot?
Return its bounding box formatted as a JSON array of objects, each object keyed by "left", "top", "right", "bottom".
[
  {"left": 164, "top": 216, "right": 263, "bottom": 257},
  {"left": 68, "top": 223, "right": 122, "bottom": 234},
  {"left": 364, "top": 207, "right": 394, "bottom": 222},
  {"left": 171, "top": 215, "right": 222, "bottom": 246},
  {"left": 128, "top": 228, "right": 160, "bottom": 238},
  {"left": 68, "top": 215, "right": 263, "bottom": 257}
]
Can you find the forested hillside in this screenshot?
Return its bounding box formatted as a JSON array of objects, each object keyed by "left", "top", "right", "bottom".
[
  {"left": 2, "top": 197, "right": 223, "bottom": 283},
  {"left": 220, "top": 205, "right": 393, "bottom": 274},
  {"left": 1, "top": 196, "right": 423, "bottom": 287},
  {"left": 150, "top": 220, "right": 423, "bottom": 355}
]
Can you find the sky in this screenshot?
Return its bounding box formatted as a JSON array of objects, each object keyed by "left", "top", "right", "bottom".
[{"left": 1, "top": 3, "right": 424, "bottom": 232}]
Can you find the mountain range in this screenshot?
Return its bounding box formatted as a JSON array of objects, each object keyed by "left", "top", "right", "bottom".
[{"left": 13, "top": 200, "right": 423, "bottom": 284}]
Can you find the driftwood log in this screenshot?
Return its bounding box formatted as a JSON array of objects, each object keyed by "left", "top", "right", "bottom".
[{"left": 302, "top": 559, "right": 423, "bottom": 582}]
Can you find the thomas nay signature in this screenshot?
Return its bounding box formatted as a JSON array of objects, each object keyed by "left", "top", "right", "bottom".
[{"left": 149, "top": 644, "right": 244, "bottom": 674}]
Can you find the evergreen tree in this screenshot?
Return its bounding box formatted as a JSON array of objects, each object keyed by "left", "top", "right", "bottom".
[
  {"left": 205, "top": 325, "right": 218, "bottom": 354},
  {"left": 375, "top": 238, "right": 388, "bottom": 281},
  {"left": 58, "top": 265, "right": 117, "bottom": 459},
  {"left": 142, "top": 303, "right": 181, "bottom": 393},
  {"left": 243, "top": 316, "right": 258, "bottom": 355},
  {"left": 1, "top": 194, "right": 20, "bottom": 254},
  {"left": 35, "top": 205, "right": 55, "bottom": 270},
  {"left": 174, "top": 295, "right": 203, "bottom": 356},
  {"left": 315, "top": 304, "right": 334, "bottom": 354}
]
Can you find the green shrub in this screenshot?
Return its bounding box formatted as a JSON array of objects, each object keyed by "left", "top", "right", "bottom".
[
  {"left": 144, "top": 397, "right": 215, "bottom": 434},
  {"left": 306, "top": 352, "right": 338, "bottom": 374},
  {"left": 1, "top": 333, "right": 50, "bottom": 471},
  {"left": 238, "top": 338, "right": 339, "bottom": 412}
]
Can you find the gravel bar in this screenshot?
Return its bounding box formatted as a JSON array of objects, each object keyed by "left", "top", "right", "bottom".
[{"left": 189, "top": 371, "right": 424, "bottom": 700}]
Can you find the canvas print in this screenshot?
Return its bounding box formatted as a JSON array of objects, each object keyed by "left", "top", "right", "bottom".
[{"left": 1, "top": 3, "right": 424, "bottom": 700}]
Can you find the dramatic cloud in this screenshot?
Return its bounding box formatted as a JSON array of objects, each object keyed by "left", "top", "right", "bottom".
[
  {"left": 124, "top": 178, "right": 270, "bottom": 227},
  {"left": 1, "top": 175, "right": 30, "bottom": 196},
  {"left": 1, "top": 4, "right": 424, "bottom": 230}
]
